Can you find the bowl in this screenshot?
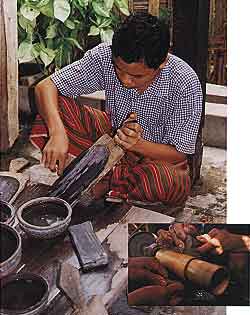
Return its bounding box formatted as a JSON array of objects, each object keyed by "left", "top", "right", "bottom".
[
  {"left": 0, "top": 200, "right": 15, "bottom": 226},
  {"left": 0, "top": 223, "right": 22, "bottom": 279},
  {"left": 0, "top": 174, "right": 20, "bottom": 203},
  {"left": 16, "top": 197, "right": 72, "bottom": 239},
  {"left": 0, "top": 273, "right": 49, "bottom": 315}
]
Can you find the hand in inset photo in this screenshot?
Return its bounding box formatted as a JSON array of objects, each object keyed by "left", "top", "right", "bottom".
[
  {"left": 128, "top": 257, "right": 184, "bottom": 306},
  {"left": 128, "top": 224, "right": 250, "bottom": 306}
]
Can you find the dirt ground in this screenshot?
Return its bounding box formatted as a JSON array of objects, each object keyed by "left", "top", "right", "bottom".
[{"left": 177, "top": 146, "right": 227, "bottom": 223}]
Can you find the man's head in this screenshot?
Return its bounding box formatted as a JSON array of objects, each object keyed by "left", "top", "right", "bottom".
[{"left": 112, "top": 12, "right": 170, "bottom": 89}]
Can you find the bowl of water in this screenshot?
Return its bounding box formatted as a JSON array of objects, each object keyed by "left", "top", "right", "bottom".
[
  {"left": 0, "top": 273, "right": 49, "bottom": 315},
  {"left": 0, "top": 223, "right": 22, "bottom": 279},
  {"left": 0, "top": 200, "right": 15, "bottom": 226},
  {"left": 16, "top": 197, "right": 72, "bottom": 239}
]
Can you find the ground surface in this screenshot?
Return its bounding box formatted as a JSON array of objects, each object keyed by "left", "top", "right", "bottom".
[{"left": 177, "top": 146, "right": 227, "bottom": 223}]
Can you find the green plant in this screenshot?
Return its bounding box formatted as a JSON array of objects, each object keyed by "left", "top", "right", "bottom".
[{"left": 17, "top": 0, "right": 130, "bottom": 74}]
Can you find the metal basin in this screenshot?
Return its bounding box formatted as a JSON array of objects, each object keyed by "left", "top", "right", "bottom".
[
  {"left": 0, "top": 201, "right": 15, "bottom": 226},
  {"left": 0, "top": 273, "right": 49, "bottom": 315},
  {"left": 17, "top": 197, "right": 72, "bottom": 239},
  {"left": 0, "top": 223, "right": 22, "bottom": 279}
]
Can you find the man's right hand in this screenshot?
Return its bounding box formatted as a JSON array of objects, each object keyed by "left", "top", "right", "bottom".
[{"left": 42, "top": 131, "right": 69, "bottom": 175}]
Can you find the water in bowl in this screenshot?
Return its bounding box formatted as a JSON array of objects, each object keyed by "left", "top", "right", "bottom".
[
  {"left": 22, "top": 202, "right": 67, "bottom": 227},
  {"left": 29, "top": 213, "right": 65, "bottom": 227}
]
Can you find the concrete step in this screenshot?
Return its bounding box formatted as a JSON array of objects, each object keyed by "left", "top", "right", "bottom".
[{"left": 203, "top": 102, "right": 227, "bottom": 149}]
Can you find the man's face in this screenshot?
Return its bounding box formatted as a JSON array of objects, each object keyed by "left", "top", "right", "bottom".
[{"left": 113, "top": 57, "right": 161, "bottom": 90}]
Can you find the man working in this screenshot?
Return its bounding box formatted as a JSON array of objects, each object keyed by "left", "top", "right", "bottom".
[{"left": 31, "top": 12, "right": 203, "bottom": 205}]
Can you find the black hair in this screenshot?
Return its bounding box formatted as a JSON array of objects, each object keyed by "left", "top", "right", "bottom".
[{"left": 111, "top": 12, "right": 170, "bottom": 69}]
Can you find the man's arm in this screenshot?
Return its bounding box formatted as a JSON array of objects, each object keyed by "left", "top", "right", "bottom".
[
  {"left": 35, "top": 77, "right": 69, "bottom": 174},
  {"left": 114, "top": 113, "right": 186, "bottom": 164},
  {"left": 132, "top": 139, "right": 186, "bottom": 164}
]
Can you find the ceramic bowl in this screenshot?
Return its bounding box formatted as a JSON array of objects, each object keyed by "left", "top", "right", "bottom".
[
  {"left": 0, "top": 273, "right": 49, "bottom": 315},
  {"left": 0, "top": 200, "right": 15, "bottom": 226},
  {"left": 17, "top": 197, "right": 72, "bottom": 239},
  {"left": 0, "top": 223, "right": 22, "bottom": 279}
]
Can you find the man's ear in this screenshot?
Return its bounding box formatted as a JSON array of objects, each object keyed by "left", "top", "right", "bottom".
[{"left": 159, "top": 56, "right": 168, "bottom": 69}]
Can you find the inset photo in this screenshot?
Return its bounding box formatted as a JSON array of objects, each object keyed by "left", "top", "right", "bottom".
[{"left": 128, "top": 223, "right": 250, "bottom": 306}]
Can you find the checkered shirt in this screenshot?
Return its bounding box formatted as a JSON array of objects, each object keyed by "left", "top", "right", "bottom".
[{"left": 51, "top": 43, "right": 203, "bottom": 154}]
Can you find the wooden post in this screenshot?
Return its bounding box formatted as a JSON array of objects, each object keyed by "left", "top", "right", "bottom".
[
  {"left": 128, "top": 0, "right": 134, "bottom": 13},
  {"left": 148, "top": 0, "right": 160, "bottom": 16},
  {"left": 0, "top": 0, "right": 18, "bottom": 152},
  {"left": 173, "top": 0, "right": 210, "bottom": 183}
]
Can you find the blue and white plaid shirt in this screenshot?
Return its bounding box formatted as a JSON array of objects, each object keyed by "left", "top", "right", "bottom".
[{"left": 51, "top": 43, "right": 203, "bottom": 155}]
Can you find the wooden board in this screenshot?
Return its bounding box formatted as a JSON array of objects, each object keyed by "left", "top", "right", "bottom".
[
  {"left": 74, "top": 134, "right": 124, "bottom": 207},
  {"left": 0, "top": 0, "right": 18, "bottom": 152},
  {"left": 122, "top": 206, "right": 175, "bottom": 224}
]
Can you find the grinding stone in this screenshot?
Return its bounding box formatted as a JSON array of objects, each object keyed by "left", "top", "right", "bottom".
[{"left": 69, "top": 221, "right": 108, "bottom": 271}]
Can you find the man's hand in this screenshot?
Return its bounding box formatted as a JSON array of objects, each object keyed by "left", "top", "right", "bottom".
[
  {"left": 42, "top": 131, "right": 69, "bottom": 175},
  {"left": 128, "top": 257, "right": 168, "bottom": 291},
  {"left": 128, "top": 282, "right": 184, "bottom": 306},
  {"left": 156, "top": 224, "right": 198, "bottom": 251},
  {"left": 196, "top": 228, "right": 250, "bottom": 255},
  {"left": 114, "top": 112, "right": 142, "bottom": 150},
  {"left": 128, "top": 257, "right": 184, "bottom": 306}
]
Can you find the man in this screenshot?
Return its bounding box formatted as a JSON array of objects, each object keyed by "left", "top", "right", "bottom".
[{"left": 31, "top": 12, "right": 203, "bottom": 205}]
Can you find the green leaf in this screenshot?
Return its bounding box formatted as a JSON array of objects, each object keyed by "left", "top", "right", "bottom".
[
  {"left": 106, "top": 0, "right": 114, "bottom": 10},
  {"left": 18, "top": 15, "right": 36, "bottom": 31},
  {"left": 55, "top": 42, "right": 72, "bottom": 69},
  {"left": 46, "top": 38, "right": 55, "bottom": 49},
  {"left": 40, "top": 0, "right": 54, "bottom": 17},
  {"left": 89, "top": 16, "right": 98, "bottom": 26},
  {"left": 159, "top": 8, "right": 171, "bottom": 23},
  {"left": 36, "top": 0, "right": 51, "bottom": 8},
  {"left": 114, "top": 0, "right": 129, "bottom": 16},
  {"left": 92, "top": 1, "right": 110, "bottom": 18},
  {"left": 46, "top": 23, "right": 58, "bottom": 38},
  {"left": 20, "top": 4, "right": 40, "bottom": 21},
  {"left": 96, "top": 15, "right": 102, "bottom": 25},
  {"left": 88, "top": 25, "right": 100, "bottom": 36},
  {"left": 32, "top": 43, "right": 41, "bottom": 58},
  {"left": 100, "top": 28, "right": 114, "bottom": 43},
  {"left": 99, "top": 17, "right": 112, "bottom": 28},
  {"left": 77, "top": 0, "right": 88, "bottom": 8},
  {"left": 65, "top": 38, "right": 84, "bottom": 50},
  {"left": 54, "top": 0, "right": 71, "bottom": 22},
  {"left": 18, "top": 41, "right": 35, "bottom": 63},
  {"left": 40, "top": 47, "right": 56, "bottom": 67},
  {"left": 65, "top": 19, "right": 75, "bottom": 30}
]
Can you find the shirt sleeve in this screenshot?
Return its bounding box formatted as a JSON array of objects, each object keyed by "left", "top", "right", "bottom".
[
  {"left": 163, "top": 80, "right": 203, "bottom": 155},
  {"left": 50, "top": 46, "right": 105, "bottom": 97}
]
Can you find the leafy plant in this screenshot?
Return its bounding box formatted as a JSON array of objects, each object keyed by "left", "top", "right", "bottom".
[{"left": 17, "top": 0, "right": 130, "bottom": 74}]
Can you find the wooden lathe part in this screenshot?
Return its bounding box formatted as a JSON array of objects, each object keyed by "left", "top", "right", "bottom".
[{"left": 155, "top": 249, "right": 230, "bottom": 296}]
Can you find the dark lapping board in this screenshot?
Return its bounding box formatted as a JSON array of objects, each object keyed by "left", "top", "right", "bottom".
[{"left": 48, "top": 145, "right": 109, "bottom": 205}]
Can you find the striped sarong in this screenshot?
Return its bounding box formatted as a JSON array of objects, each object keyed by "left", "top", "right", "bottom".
[{"left": 30, "top": 96, "right": 191, "bottom": 205}]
